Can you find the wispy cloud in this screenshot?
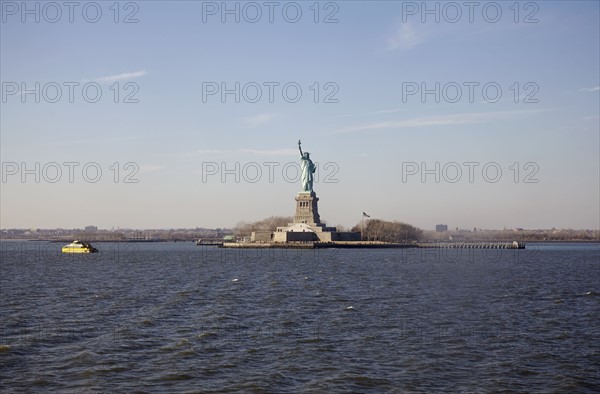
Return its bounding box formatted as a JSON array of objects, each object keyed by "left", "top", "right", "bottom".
[
  {"left": 578, "top": 86, "right": 600, "bottom": 93},
  {"left": 85, "top": 70, "right": 147, "bottom": 83},
  {"left": 330, "top": 110, "right": 545, "bottom": 134},
  {"left": 243, "top": 113, "right": 275, "bottom": 127},
  {"left": 386, "top": 23, "right": 425, "bottom": 51},
  {"left": 370, "top": 108, "right": 401, "bottom": 114},
  {"left": 196, "top": 149, "right": 229, "bottom": 155},
  {"left": 197, "top": 148, "right": 297, "bottom": 157},
  {"left": 49, "top": 135, "right": 141, "bottom": 147},
  {"left": 240, "top": 148, "right": 297, "bottom": 156},
  {"left": 139, "top": 165, "right": 166, "bottom": 174}
]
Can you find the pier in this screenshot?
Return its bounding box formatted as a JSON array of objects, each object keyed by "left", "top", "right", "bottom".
[
  {"left": 196, "top": 238, "right": 224, "bottom": 246},
  {"left": 416, "top": 241, "right": 525, "bottom": 249}
]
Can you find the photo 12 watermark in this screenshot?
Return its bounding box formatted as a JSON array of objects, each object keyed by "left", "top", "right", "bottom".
[
  {"left": 401, "top": 161, "right": 540, "bottom": 184},
  {"left": 401, "top": 245, "right": 539, "bottom": 264},
  {"left": 197, "top": 244, "right": 340, "bottom": 264},
  {"left": 1, "top": 1, "right": 140, "bottom": 24},
  {"left": 1, "top": 162, "right": 140, "bottom": 184},
  {"left": 401, "top": 82, "right": 539, "bottom": 104},
  {"left": 200, "top": 1, "right": 339, "bottom": 24},
  {"left": 201, "top": 82, "right": 339, "bottom": 104},
  {"left": 401, "top": 2, "right": 539, "bottom": 24},
  {"left": 396, "top": 320, "right": 521, "bottom": 345},
  {"left": 200, "top": 161, "right": 339, "bottom": 184},
  {"left": 0, "top": 241, "right": 141, "bottom": 265},
  {"left": 2, "top": 82, "right": 140, "bottom": 104}
]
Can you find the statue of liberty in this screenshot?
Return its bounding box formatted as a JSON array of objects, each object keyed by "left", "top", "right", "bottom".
[{"left": 298, "top": 140, "right": 316, "bottom": 192}]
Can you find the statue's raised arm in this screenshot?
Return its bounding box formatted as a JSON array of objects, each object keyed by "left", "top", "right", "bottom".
[{"left": 298, "top": 140, "right": 304, "bottom": 158}]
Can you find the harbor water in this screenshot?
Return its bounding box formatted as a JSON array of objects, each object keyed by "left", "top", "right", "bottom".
[{"left": 1, "top": 241, "right": 598, "bottom": 392}]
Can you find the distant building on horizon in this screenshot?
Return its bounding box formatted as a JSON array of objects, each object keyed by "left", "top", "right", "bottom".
[
  {"left": 435, "top": 224, "right": 448, "bottom": 232},
  {"left": 84, "top": 225, "right": 98, "bottom": 233}
]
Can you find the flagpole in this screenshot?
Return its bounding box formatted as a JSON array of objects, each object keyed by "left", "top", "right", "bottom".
[
  {"left": 361, "top": 215, "right": 364, "bottom": 241},
  {"left": 361, "top": 212, "right": 370, "bottom": 241}
]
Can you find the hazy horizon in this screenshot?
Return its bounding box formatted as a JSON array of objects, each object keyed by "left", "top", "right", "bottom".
[{"left": 2, "top": 1, "right": 599, "bottom": 230}]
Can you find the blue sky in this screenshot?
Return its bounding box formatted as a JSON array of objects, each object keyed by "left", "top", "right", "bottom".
[{"left": 1, "top": 0, "right": 599, "bottom": 230}]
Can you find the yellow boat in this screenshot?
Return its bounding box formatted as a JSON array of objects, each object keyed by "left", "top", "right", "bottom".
[{"left": 62, "top": 240, "right": 98, "bottom": 253}]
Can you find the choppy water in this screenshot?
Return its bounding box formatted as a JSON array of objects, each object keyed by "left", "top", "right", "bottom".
[{"left": 1, "top": 241, "right": 599, "bottom": 392}]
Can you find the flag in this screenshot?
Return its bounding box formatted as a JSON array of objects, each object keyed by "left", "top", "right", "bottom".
[{"left": 362, "top": 212, "right": 370, "bottom": 218}]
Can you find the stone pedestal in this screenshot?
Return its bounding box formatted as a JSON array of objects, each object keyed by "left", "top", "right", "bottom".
[
  {"left": 293, "top": 191, "right": 321, "bottom": 226},
  {"left": 271, "top": 191, "right": 361, "bottom": 243}
]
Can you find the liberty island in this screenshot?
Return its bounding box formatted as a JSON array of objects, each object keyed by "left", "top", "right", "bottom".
[{"left": 221, "top": 141, "right": 525, "bottom": 249}]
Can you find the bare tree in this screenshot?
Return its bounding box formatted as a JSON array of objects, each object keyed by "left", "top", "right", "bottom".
[
  {"left": 355, "top": 219, "right": 422, "bottom": 242},
  {"left": 234, "top": 216, "right": 293, "bottom": 237}
]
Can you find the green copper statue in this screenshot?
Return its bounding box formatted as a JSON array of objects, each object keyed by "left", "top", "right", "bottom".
[{"left": 298, "top": 140, "right": 316, "bottom": 193}]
